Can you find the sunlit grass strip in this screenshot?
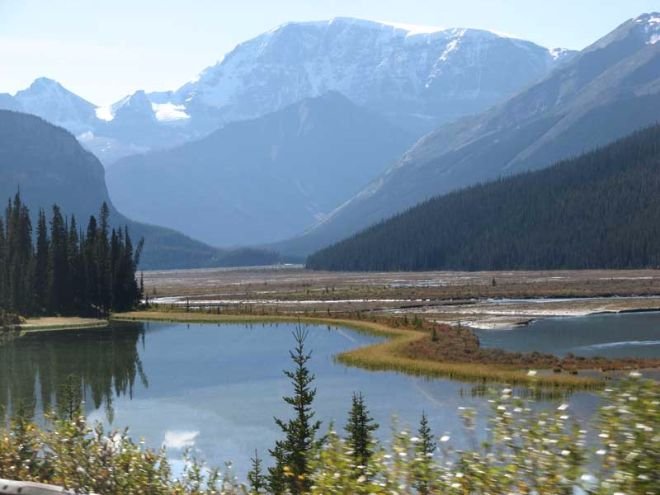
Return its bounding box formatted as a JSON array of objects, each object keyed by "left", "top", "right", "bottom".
[
  {"left": 114, "top": 310, "right": 602, "bottom": 389},
  {"left": 19, "top": 320, "right": 109, "bottom": 334}
]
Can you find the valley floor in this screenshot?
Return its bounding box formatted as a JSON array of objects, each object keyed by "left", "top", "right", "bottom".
[{"left": 142, "top": 266, "right": 660, "bottom": 329}]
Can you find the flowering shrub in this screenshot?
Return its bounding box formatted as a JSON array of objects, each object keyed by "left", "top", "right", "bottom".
[{"left": 0, "top": 376, "right": 656, "bottom": 494}]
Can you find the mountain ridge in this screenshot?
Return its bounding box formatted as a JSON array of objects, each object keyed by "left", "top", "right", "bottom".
[
  {"left": 277, "top": 12, "right": 660, "bottom": 256},
  {"left": 106, "top": 92, "right": 415, "bottom": 246},
  {"left": 0, "top": 17, "right": 571, "bottom": 164}
]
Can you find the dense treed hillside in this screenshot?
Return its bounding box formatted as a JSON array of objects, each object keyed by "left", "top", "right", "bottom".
[{"left": 307, "top": 125, "right": 660, "bottom": 271}]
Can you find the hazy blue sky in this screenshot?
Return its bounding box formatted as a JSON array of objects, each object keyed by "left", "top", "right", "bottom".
[{"left": 1, "top": 0, "right": 657, "bottom": 105}]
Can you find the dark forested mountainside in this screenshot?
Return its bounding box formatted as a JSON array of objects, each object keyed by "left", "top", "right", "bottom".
[
  {"left": 0, "top": 195, "right": 141, "bottom": 316},
  {"left": 307, "top": 125, "right": 660, "bottom": 272}
]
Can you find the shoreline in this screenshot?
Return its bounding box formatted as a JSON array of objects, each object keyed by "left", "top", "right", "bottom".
[
  {"left": 113, "top": 310, "right": 616, "bottom": 389},
  {"left": 7, "top": 304, "right": 657, "bottom": 390},
  {"left": 148, "top": 291, "right": 660, "bottom": 331},
  {"left": 16, "top": 317, "right": 109, "bottom": 334},
  {"left": 464, "top": 306, "right": 660, "bottom": 331}
]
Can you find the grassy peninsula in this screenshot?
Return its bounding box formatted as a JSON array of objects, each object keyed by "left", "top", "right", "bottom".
[{"left": 113, "top": 309, "right": 660, "bottom": 389}]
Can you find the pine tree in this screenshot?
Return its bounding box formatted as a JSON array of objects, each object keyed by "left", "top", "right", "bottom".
[
  {"left": 5, "top": 194, "right": 34, "bottom": 314},
  {"left": 34, "top": 209, "right": 49, "bottom": 313},
  {"left": 269, "top": 326, "right": 322, "bottom": 494},
  {"left": 247, "top": 449, "right": 267, "bottom": 494},
  {"left": 345, "top": 392, "right": 379, "bottom": 476},
  {"left": 48, "top": 205, "right": 68, "bottom": 314},
  {"left": 413, "top": 412, "right": 437, "bottom": 495},
  {"left": 67, "top": 216, "right": 83, "bottom": 312},
  {"left": 97, "top": 202, "right": 111, "bottom": 314},
  {"left": 267, "top": 443, "right": 287, "bottom": 495}
]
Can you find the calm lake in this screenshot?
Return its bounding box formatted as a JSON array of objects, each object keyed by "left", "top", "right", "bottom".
[
  {"left": 476, "top": 311, "right": 660, "bottom": 358},
  {"left": 1, "top": 313, "right": 658, "bottom": 475}
]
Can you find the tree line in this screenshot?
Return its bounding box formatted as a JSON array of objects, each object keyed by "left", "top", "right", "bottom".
[
  {"left": 0, "top": 193, "right": 143, "bottom": 316},
  {"left": 307, "top": 124, "right": 660, "bottom": 271}
]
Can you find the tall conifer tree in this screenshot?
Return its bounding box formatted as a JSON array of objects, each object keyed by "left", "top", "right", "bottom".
[{"left": 269, "top": 326, "right": 322, "bottom": 494}]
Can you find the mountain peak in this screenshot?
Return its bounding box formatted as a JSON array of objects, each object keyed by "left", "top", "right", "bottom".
[
  {"left": 634, "top": 12, "right": 660, "bottom": 44},
  {"left": 14, "top": 78, "right": 97, "bottom": 135},
  {"left": 588, "top": 11, "right": 660, "bottom": 51},
  {"left": 268, "top": 17, "right": 517, "bottom": 40},
  {"left": 29, "top": 77, "right": 63, "bottom": 89},
  {"left": 175, "top": 18, "right": 568, "bottom": 135},
  {"left": 634, "top": 12, "right": 660, "bottom": 25},
  {"left": 109, "top": 90, "right": 157, "bottom": 124},
  {"left": 18, "top": 77, "right": 88, "bottom": 101}
]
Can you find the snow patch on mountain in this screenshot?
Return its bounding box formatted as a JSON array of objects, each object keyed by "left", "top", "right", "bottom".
[
  {"left": 152, "top": 102, "right": 190, "bottom": 121},
  {"left": 95, "top": 106, "right": 114, "bottom": 121},
  {"left": 634, "top": 12, "right": 660, "bottom": 44}
]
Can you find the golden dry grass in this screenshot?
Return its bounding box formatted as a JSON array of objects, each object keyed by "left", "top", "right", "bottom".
[{"left": 19, "top": 317, "right": 108, "bottom": 333}]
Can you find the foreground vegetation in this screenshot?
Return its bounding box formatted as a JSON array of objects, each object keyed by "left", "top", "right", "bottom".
[
  {"left": 0, "top": 194, "right": 143, "bottom": 317},
  {"left": 0, "top": 365, "right": 656, "bottom": 494},
  {"left": 114, "top": 309, "right": 660, "bottom": 389}
]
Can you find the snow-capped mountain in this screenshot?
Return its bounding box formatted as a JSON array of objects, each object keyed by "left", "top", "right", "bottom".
[
  {"left": 172, "top": 17, "right": 573, "bottom": 134},
  {"left": 12, "top": 78, "right": 98, "bottom": 135},
  {"left": 2, "top": 18, "right": 572, "bottom": 164},
  {"left": 275, "top": 12, "right": 660, "bottom": 257}
]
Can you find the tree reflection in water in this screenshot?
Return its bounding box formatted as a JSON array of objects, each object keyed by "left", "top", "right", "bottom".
[{"left": 0, "top": 322, "right": 148, "bottom": 422}]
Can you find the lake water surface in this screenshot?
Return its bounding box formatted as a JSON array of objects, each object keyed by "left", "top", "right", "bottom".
[
  {"left": 1, "top": 314, "right": 658, "bottom": 475},
  {"left": 476, "top": 311, "right": 660, "bottom": 358}
]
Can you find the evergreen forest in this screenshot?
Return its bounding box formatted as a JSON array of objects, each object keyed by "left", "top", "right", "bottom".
[
  {"left": 0, "top": 194, "right": 143, "bottom": 316},
  {"left": 307, "top": 125, "right": 660, "bottom": 271}
]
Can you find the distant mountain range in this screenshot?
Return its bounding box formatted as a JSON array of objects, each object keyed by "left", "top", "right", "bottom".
[
  {"left": 170, "top": 18, "right": 572, "bottom": 135},
  {"left": 307, "top": 124, "right": 660, "bottom": 271},
  {"left": 280, "top": 12, "right": 660, "bottom": 257},
  {"left": 0, "top": 110, "right": 280, "bottom": 269},
  {"left": 0, "top": 18, "right": 571, "bottom": 164},
  {"left": 1, "top": 13, "right": 658, "bottom": 272},
  {"left": 106, "top": 92, "right": 415, "bottom": 246}
]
